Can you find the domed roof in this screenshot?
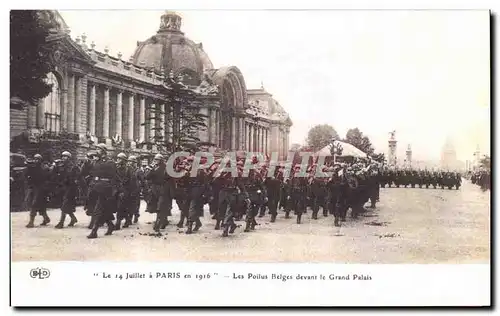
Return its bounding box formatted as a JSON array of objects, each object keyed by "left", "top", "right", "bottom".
[{"left": 131, "top": 11, "right": 214, "bottom": 85}]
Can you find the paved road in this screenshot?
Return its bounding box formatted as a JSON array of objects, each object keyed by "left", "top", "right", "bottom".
[{"left": 11, "top": 180, "right": 490, "bottom": 263}]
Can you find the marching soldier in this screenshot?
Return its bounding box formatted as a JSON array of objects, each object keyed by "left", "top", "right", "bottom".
[
  {"left": 127, "top": 156, "right": 142, "bottom": 225},
  {"left": 265, "top": 166, "right": 282, "bottom": 223},
  {"left": 327, "top": 164, "right": 345, "bottom": 227},
  {"left": 145, "top": 154, "right": 174, "bottom": 232},
  {"left": 243, "top": 162, "right": 268, "bottom": 232},
  {"left": 216, "top": 160, "right": 249, "bottom": 237},
  {"left": 186, "top": 157, "right": 210, "bottom": 234},
  {"left": 174, "top": 158, "right": 191, "bottom": 228},
  {"left": 115, "top": 153, "right": 132, "bottom": 230},
  {"left": 25, "top": 154, "right": 51, "bottom": 228},
  {"left": 87, "top": 144, "right": 118, "bottom": 239},
  {"left": 54, "top": 151, "right": 79, "bottom": 229},
  {"left": 288, "top": 164, "right": 308, "bottom": 224}
]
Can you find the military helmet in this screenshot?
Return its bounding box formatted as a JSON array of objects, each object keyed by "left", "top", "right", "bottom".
[
  {"left": 128, "top": 155, "right": 138, "bottom": 163},
  {"left": 33, "top": 154, "right": 43, "bottom": 160},
  {"left": 117, "top": 152, "right": 127, "bottom": 160},
  {"left": 96, "top": 143, "right": 107, "bottom": 151},
  {"left": 62, "top": 151, "right": 72, "bottom": 158},
  {"left": 154, "top": 154, "right": 164, "bottom": 161}
]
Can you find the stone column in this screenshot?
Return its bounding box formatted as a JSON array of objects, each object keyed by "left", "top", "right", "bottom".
[
  {"left": 212, "top": 109, "right": 218, "bottom": 146},
  {"left": 88, "top": 83, "right": 96, "bottom": 135},
  {"left": 61, "top": 88, "right": 68, "bottom": 131},
  {"left": 67, "top": 74, "right": 75, "bottom": 133},
  {"left": 231, "top": 117, "right": 236, "bottom": 150},
  {"left": 103, "top": 86, "right": 110, "bottom": 139},
  {"left": 115, "top": 90, "right": 123, "bottom": 137},
  {"left": 74, "top": 77, "right": 82, "bottom": 134},
  {"left": 248, "top": 124, "right": 253, "bottom": 152},
  {"left": 139, "top": 96, "right": 146, "bottom": 142},
  {"left": 149, "top": 102, "right": 155, "bottom": 142},
  {"left": 36, "top": 99, "right": 44, "bottom": 129},
  {"left": 239, "top": 117, "right": 244, "bottom": 150},
  {"left": 258, "top": 126, "right": 262, "bottom": 153},
  {"left": 27, "top": 101, "right": 36, "bottom": 128},
  {"left": 128, "top": 93, "right": 135, "bottom": 146}
]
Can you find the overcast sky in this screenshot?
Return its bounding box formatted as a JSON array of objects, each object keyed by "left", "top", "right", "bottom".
[{"left": 59, "top": 10, "right": 490, "bottom": 161}]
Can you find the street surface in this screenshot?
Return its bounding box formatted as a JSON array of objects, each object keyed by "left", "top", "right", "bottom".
[{"left": 11, "top": 181, "right": 490, "bottom": 263}]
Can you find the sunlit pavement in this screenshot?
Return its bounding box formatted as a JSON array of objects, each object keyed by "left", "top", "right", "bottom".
[{"left": 11, "top": 181, "right": 490, "bottom": 263}]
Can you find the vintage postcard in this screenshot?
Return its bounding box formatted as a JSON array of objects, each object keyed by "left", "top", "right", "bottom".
[{"left": 9, "top": 7, "right": 491, "bottom": 307}]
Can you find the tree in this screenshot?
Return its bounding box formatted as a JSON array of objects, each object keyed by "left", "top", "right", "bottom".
[
  {"left": 10, "top": 10, "right": 58, "bottom": 110},
  {"left": 343, "top": 128, "right": 375, "bottom": 155},
  {"left": 371, "top": 152, "right": 385, "bottom": 164},
  {"left": 141, "top": 73, "right": 208, "bottom": 154},
  {"left": 479, "top": 155, "right": 491, "bottom": 170},
  {"left": 306, "top": 124, "right": 340, "bottom": 151}
]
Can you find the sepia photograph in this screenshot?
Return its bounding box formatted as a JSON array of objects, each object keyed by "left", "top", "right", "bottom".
[{"left": 9, "top": 6, "right": 491, "bottom": 307}]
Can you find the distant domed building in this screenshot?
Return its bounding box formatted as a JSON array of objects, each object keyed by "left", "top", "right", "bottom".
[
  {"left": 441, "top": 137, "right": 463, "bottom": 171},
  {"left": 10, "top": 11, "right": 292, "bottom": 159}
]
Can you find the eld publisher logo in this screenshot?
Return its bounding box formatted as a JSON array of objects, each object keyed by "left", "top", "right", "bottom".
[{"left": 30, "top": 268, "right": 50, "bottom": 279}]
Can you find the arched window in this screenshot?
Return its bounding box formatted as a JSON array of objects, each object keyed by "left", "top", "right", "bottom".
[{"left": 43, "top": 72, "right": 61, "bottom": 133}]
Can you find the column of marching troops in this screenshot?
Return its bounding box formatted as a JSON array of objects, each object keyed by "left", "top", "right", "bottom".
[
  {"left": 20, "top": 144, "right": 387, "bottom": 239},
  {"left": 19, "top": 144, "right": 478, "bottom": 240},
  {"left": 468, "top": 170, "right": 491, "bottom": 191},
  {"left": 378, "top": 169, "right": 463, "bottom": 190}
]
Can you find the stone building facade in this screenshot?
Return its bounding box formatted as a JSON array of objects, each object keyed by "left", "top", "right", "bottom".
[{"left": 10, "top": 11, "right": 292, "bottom": 159}]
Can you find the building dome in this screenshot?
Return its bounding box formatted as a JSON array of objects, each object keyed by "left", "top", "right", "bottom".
[{"left": 131, "top": 11, "right": 214, "bottom": 85}]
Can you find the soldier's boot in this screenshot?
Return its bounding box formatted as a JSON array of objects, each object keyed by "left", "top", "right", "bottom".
[
  {"left": 270, "top": 213, "right": 277, "bottom": 223},
  {"left": 55, "top": 213, "right": 66, "bottom": 229},
  {"left": 285, "top": 211, "right": 290, "bottom": 219},
  {"left": 185, "top": 221, "right": 194, "bottom": 234},
  {"left": 323, "top": 208, "right": 328, "bottom": 217},
  {"left": 133, "top": 213, "right": 139, "bottom": 224},
  {"left": 88, "top": 216, "right": 96, "bottom": 230},
  {"left": 312, "top": 210, "right": 318, "bottom": 220},
  {"left": 87, "top": 222, "right": 99, "bottom": 239},
  {"left": 193, "top": 218, "right": 202, "bottom": 232},
  {"left": 104, "top": 220, "right": 114, "bottom": 236},
  {"left": 258, "top": 206, "right": 266, "bottom": 217},
  {"left": 296, "top": 213, "right": 302, "bottom": 224},
  {"left": 229, "top": 222, "right": 237, "bottom": 234},
  {"left": 68, "top": 214, "right": 77, "bottom": 227},
  {"left": 370, "top": 201, "right": 376, "bottom": 209},
  {"left": 123, "top": 215, "right": 132, "bottom": 228},
  {"left": 177, "top": 214, "right": 186, "bottom": 228},
  {"left": 153, "top": 216, "right": 161, "bottom": 232},
  {"left": 214, "top": 219, "right": 221, "bottom": 230},
  {"left": 251, "top": 218, "right": 258, "bottom": 230},
  {"left": 40, "top": 213, "right": 51, "bottom": 226},
  {"left": 222, "top": 225, "right": 229, "bottom": 237},
  {"left": 161, "top": 217, "right": 169, "bottom": 229},
  {"left": 114, "top": 217, "right": 123, "bottom": 231},
  {"left": 26, "top": 212, "right": 36, "bottom": 228},
  {"left": 244, "top": 219, "right": 251, "bottom": 232}
]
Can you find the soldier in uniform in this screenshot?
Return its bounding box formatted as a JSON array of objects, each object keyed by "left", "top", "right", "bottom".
[
  {"left": 216, "top": 160, "right": 249, "bottom": 237},
  {"left": 127, "top": 156, "right": 142, "bottom": 225},
  {"left": 243, "top": 162, "right": 268, "bottom": 232},
  {"left": 25, "top": 154, "right": 51, "bottom": 228},
  {"left": 309, "top": 164, "right": 329, "bottom": 219},
  {"left": 326, "top": 164, "right": 344, "bottom": 227},
  {"left": 288, "top": 164, "right": 308, "bottom": 224},
  {"left": 114, "top": 153, "right": 132, "bottom": 230},
  {"left": 87, "top": 144, "right": 118, "bottom": 239},
  {"left": 174, "top": 158, "right": 191, "bottom": 228},
  {"left": 186, "top": 157, "right": 210, "bottom": 234},
  {"left": 145, "top": 154, "right": 172, "bottom": 232},
  {"left": 265, "top": 165, "right": 282, "bottom": 223},
  {"left": 54, "top": 151, "right": 79, "bottom": 229}
]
